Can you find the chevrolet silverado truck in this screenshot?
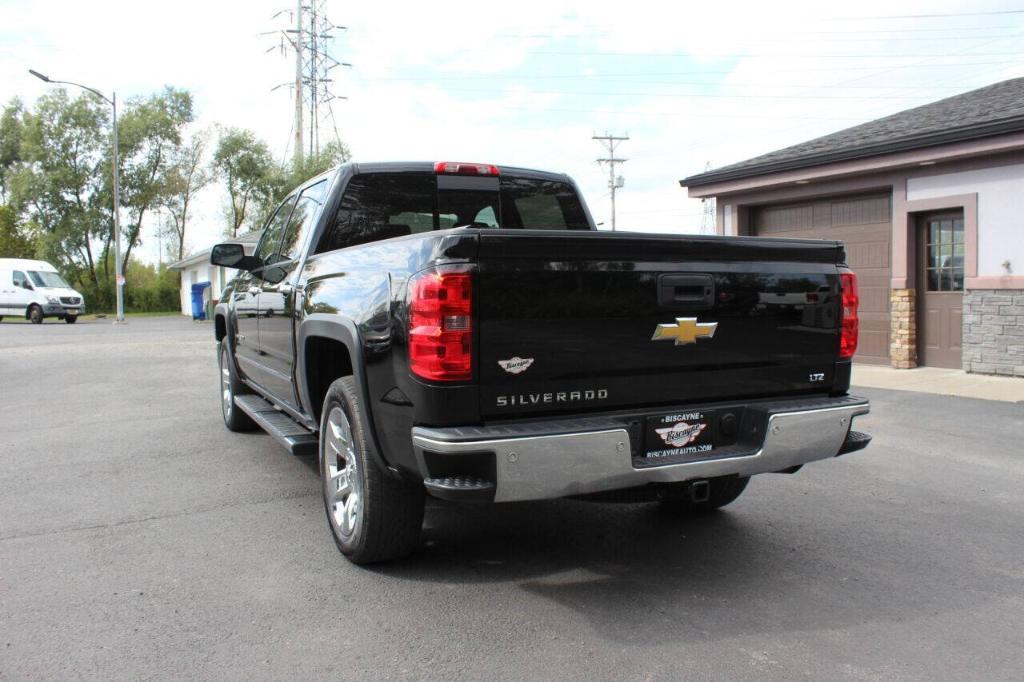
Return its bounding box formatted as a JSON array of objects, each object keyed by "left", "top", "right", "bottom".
[{"left": 210, "top": 161, "right": 871, "bottom": 564}]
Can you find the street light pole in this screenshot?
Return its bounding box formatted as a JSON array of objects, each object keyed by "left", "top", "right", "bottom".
[
  {"left": 110, "top": 92, "right": 124, "bottom": 322},
  {"left": 29, "top": 69, "right": 125, "bottom": 323}
]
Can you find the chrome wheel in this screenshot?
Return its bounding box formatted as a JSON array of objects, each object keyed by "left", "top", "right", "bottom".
[
  {"left": 220, "top": 346, "right": 233, "bottom": 419},
  {"left": 323, "top": 406, "right": 362, "bottom": 538}
]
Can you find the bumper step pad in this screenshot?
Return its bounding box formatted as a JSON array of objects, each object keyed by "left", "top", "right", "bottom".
[
  {"left": 234, "top": 394, "right": 318, "bottom": 456},
  {"left": 837, "top": 430, "right": 872, "bottom": 456},
  {"left": 423, "top": 476, "right": 496, "bottom": 502}
]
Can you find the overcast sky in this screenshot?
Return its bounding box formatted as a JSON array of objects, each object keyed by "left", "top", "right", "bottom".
[{"left": 2, "top": 0, "right": 1024, "bottom": 264}]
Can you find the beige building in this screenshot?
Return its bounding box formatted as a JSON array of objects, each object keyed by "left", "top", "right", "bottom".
[{"left": 682, "top": 77, "right": 1024, "bottom": 376}]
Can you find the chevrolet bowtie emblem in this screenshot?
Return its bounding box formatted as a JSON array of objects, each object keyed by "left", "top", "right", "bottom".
[{"left": 651, "top": 317, "right": 718, "bottom": 346}]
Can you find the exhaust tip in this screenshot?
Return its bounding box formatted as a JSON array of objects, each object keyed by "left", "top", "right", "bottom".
[{"left": 690, "top": 480, "right": 711, "bottom": 504}]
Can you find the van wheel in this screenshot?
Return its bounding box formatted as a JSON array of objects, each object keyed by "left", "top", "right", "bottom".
[
  {"left": 659, "top": 475, "right": 750, "bottom": 515},
  {"left": 320, "top": 376, "right": 424, "bottom": 564},
  {"left": 64, "top": 315, "right": 78, "bottom": 324},
  {"left": 218, "top": 340, "right": 256, "bottom": 432},
  {"left": 28, "top": 305, "right": 43, "bottom": 324}
]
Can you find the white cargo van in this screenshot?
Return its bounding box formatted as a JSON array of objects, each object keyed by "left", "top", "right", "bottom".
[{"left": 0, "top": 259, "right": 86, "bottom": 324}]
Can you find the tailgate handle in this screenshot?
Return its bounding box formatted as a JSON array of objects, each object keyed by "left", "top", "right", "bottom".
[{"left": 658, "top": 273, "right": 715, "bottom": 310}]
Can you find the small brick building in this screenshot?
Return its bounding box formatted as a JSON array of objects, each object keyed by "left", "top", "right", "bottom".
[{"left": 681, "top": 78, "right": 1024, "bottom": 376}]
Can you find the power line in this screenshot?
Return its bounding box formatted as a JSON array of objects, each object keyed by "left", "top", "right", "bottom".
[
  {"left": 368, "top": 59, "right": 1024, "bottom": 81},
  {"left": 412, "top": 87, "right": 986, "bottom": 101},
  {"left": 592, "top": 132, "right": 628, "bottom": 231}
]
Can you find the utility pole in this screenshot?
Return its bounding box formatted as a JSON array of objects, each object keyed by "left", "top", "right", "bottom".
[
  {"left": 268, "top": 2, "right": 349, "bottom": 163},
  {"left": 293, "top": 0, "right": 303, "bottom": 165},
  {"left": 700, "top": 161, "right": 716, "bottom": 235},
  {"left": 592, "top": 132, "right": 628, "bottom": 231}
]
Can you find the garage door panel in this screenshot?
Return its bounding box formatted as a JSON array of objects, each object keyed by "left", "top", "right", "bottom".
[
  {"left": 858, "top": 286, "right": 889, "bottom": 316},
  {"left": 752, "top": 194, "right": 892, "bottom": 364}
]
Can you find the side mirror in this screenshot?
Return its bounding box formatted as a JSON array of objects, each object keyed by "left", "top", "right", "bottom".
[{"left": 211, "top": 243, "right": 260, "bottom": 271}]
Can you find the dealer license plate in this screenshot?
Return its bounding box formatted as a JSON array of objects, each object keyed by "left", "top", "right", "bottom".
[{"left": 644, "top": 410, "right": 715, "bottom": 459}]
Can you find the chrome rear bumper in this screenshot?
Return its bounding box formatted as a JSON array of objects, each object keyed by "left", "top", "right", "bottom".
[{"left": 412, "top": 396, "right": 870, "bottom": 502}]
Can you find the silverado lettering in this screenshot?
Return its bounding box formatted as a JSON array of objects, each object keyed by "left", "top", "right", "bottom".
[
  {"left": 210, "top": 160, "right": 872, "bottom": 564},
  {"left": 496, "top": 389, "right": 609, "bottom": 407}
]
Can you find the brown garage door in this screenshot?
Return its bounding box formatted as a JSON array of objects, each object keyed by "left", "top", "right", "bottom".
[{"left": 751, "top": 194, "right": 892, "bottom": 364}]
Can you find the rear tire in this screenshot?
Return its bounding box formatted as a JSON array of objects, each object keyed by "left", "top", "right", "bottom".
[
  {"left": 64, "top": 315, "right": 78, "bottom": 324},
  {"left": 659, "top": 475, "right": 750, "bottom": 515},
  {"left": 219, "top": 340, "right": 257, "bottom": 432},
  {"left": 28, "top": 305, "right": 43, "bottom": 324},
  {"left": 320, "top": 376, "right": 424, "bottom": 564}
]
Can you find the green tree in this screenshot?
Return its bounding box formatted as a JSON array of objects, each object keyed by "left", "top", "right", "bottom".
[
  {"left": 160, "top": 128, "right": 212, "bottom": 262},
  {"left": 116, "top": 87, "right": 194, "bottom": 275},
  {"left": 249, "top": 140, "right": 353, "bottom": 232},
  {"left": 10, "top": 89, "right": 110, "bottom": 305},
  {"left": 284, "top": 140, "right": 351, "bottom": 191},
  {"left": 213, "top": 128, "right": 276, "bottom": 237},
  {"left": 0, "top": 204, "right": 35, "bottom": 258},
  {"left": 0, "top": 98, "right": 26, "bottom": 202}
]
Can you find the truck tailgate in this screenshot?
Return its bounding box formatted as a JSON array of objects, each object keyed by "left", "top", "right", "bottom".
[{"left": 476, "top": 231, "right": 846, "bottom": 419}]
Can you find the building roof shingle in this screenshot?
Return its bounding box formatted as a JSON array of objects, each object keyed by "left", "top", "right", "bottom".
[{"left": 681, "top": 76, "right": 1024, "bottom": 188}]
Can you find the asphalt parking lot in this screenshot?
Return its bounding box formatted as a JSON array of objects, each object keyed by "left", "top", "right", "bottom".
[{"left": 2, "top": 316, "right": 1023, "bottom": 680}]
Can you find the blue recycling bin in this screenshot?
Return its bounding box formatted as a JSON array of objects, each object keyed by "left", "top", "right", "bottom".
[{"left": 190, "top": 282, "right": 211, "bottom": 320}]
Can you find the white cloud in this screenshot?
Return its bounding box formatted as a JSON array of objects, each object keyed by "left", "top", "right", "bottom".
[{"left": 2, "top": 0, "right": 1023, "bottom": 258}]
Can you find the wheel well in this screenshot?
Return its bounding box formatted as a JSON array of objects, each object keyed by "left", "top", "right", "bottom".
[
  {"left": 214, "top": 314, "right": 227, "bottom": 342},
  {"left": 25, "top": 304, "right": 40, "bottom": 319},
  {"left": 304, "top": 336, "right": 354, "bottom": 423}
]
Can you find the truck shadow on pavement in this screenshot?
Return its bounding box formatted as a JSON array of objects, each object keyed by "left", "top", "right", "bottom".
[{"left": 361, "top": 493, "right": 1007, "bottom": 645}]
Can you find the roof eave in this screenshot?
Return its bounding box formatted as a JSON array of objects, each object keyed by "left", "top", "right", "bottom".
[{"left": 680, "top": 115, "right": 1024, "bottom": 188}]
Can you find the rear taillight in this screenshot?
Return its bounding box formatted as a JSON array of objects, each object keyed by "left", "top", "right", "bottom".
[
  {"left": 408, "top": 266, "right": 473, "bottom": 381},
  {"left": 839, "top": 271, "right": 859, "bottom": 359},
  {"left": 433, "top": 161, "right": 500, "bottom": 176}
]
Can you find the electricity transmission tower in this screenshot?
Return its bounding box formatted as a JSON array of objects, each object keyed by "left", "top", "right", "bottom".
[
  {"left": 700, "top": 162, "right": 716, "bottom": 234},
  {"left": 267, "top": 1, "right": 350, "bottom": 164},
  {"left": 592, "top": 132, "right": 628, "bottom": 231}
]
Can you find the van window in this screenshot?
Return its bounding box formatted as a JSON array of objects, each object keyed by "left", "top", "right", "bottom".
[
  {"left": 28, "top": 270, "right": 70, "bottom": 288},
  {"left": 13, "top": 271, "right": 32, "bottom": 289}
]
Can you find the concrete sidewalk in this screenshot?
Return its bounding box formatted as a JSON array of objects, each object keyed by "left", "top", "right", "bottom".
[{"left": 853, "top": 365, "right": 1024, "bottom": 403}]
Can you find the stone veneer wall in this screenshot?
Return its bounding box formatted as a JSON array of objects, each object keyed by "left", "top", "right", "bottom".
[
  {"left": 890, "top": 289, "right": 917, "bottom": 369},
  {"left": 962, "top": 289, "right": 1024, "bottom": 377}
]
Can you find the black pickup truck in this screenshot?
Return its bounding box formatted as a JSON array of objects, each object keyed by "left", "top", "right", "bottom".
[{"left": 211, "top": 161, "right": 871, "bottom": 563}]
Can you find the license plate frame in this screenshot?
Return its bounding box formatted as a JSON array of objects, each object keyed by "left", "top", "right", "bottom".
[{"left": 643, "top": 410, "right": 716, "bottom": 460}]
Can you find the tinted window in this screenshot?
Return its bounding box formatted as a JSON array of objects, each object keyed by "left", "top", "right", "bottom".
[
  {"left": 254, "top": 196, "right": 297, "bottom": 265},
  {"left": 279, "top": 180, "right": 328, "bottom": 260},
  {"left": 316, "top": 173, "right": 435, "bottom": 254},
  {"left": 314, "top": 172, "right": 590, "bottom": 254},
  {"left": 499, "top": 178, "right": 589, "bottom": 230}
]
